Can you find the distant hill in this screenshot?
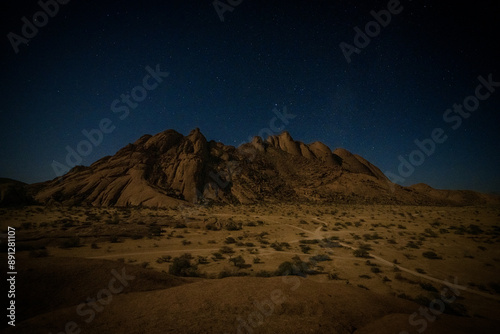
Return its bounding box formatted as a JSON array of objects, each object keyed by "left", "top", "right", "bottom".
[
  {"left": 2, "top": 129, "right": 499, "bottom": 207},
  {"left": 0, "top": 178, "right": 33, "bottom": 207}
]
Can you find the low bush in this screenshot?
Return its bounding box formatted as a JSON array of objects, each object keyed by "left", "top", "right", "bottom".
[
  {"left": 419, "top": 282, "right": 438, "bottom": 292},
  {"left": 275, "top": 256, "right": 312, "bottom": 276},
  {"left": 169, "top": 253, "right": 201, "bottom": 277},
  {"left": 219, "top": 246, "right": 235, "bottom": 254},
  {"left": 353, "top": 249, "right": 370, "bottom": 258},
  {"left": 310, "top": 254, "right": 332, "bottom": 262},
  {"left": 230, "top": 255, "right": 250, "bottom": 269},
  {"left": 156, "top": 255, "right": 172, "bottom": 263},
  {"left": 225, "top": 237, "right": 236, "bottom": 244},
  {"left": 422, "top": 251, "right": 442, "bottom": 260}
]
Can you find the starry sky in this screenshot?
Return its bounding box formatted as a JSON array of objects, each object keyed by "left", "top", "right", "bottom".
[{"left": 0, "top": 0, "right": 499, "bottom": 193}]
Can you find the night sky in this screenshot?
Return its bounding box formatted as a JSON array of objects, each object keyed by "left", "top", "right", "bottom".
[{"left": 1, "top": 0, "right": 499, "bottom": 193}]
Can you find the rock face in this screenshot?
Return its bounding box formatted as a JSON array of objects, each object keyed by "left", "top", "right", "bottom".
[
  {"left": 333, "top": 148, "right": 387, "bottom": 180},
  {"left": 267, "top": 131, "right": 304, "bottom": 157},
  {"left": 267, "top": 132, "right": 342, "bottom": 167},
  {"left": 33, "top": 128, "right": 210, "bottom": 207},
  {"left": 4, "top": 129, "right": 498, "bottom": 207}
]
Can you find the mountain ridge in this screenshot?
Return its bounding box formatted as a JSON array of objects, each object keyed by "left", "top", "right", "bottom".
[{"left": 1, "top": 128, "right": 498, "bottom": 207}]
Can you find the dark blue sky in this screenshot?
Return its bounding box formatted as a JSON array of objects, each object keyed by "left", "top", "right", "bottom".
[{"left": 1, "top": 0, "right": 499, "bottom": 193}]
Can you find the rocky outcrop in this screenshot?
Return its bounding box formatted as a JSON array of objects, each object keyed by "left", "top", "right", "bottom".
[
  {"left": 33, "top": 129, "right": 210, "bottom": 207},
  {"left": 333, "top": 148, "right": 387, "bottom": 181},
  {"left": 267, "top": 131, "right": 302, "bottom": 156},
  {"left": 309, "top": 141, "right": 341, "bottom": 167},
  {"left": 267, "top": 132, "right": 341, "bottom": 167},
  {"left": 3, "top": 128, "right": 495, "bottom": 207}
]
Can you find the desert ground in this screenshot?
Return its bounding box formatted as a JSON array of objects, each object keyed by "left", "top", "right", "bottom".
[{"left": 2, "top": 203, "right": 500, "bottom": 333}]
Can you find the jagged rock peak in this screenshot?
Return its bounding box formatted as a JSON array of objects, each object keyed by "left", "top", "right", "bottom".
[
  {"left": 267, "top": 131, "right": 301, "bottom": 156},
  {"left": 250, "top": 136, "right": 266, "bottom": 152},
  {"left": 188, "top": 127, "right": 205, "bottom": 139},
  {"left": 251, "top": 136, "right": 263, "bottom": 144},
  {"left": 308, "top": 141, "right": 340, "bottom": 166}
]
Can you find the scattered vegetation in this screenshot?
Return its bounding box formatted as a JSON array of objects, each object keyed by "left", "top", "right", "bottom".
[
  {"left": 353, "top": 245, "right": 372, "bottom": 258},
  {"left": 422, "top": 251, "right": 442, "bottom": 260},
  {"left": 270, "top": 242, "right": 290, "bottom": 251},
  {"left": 212, "top": 252, "right": 225, "bottom": 261},
  {"left": 275, "top": 256, "right": 314, "bottom": 276},
  {"left": 169, "top": 253, "right": 201, "bottom": 277},
  {"left": 148, "top": 224, "right": 162, "bottom": 237},
  {"left": 310, "top": 254, "right": 332, "bottom": 262},
  {"left": 300, "top": 245, "right": 312, "bottom": 254},
  {"left": 219, "top": 246, "right": 235, "bottom": 254},
  {"left": 299, "top": 239, "right": 319, "bottom": 244},
  {"left": 363, "top": 232, "right": 382, "bottom": 241},
  {"left": 156, "top": 255, "right": 172, "bottom": 264},
  {"left": 225, "top": 221, "right": 242, "bottom": 231},
  {"left": 230, "top": 255, "right": 250, "bottom": 269},
  {"left": 327, "top": 272, "right": 341, "bottom": 280},
  {"left": 405, "top": 241, "right": 420, "bottom": 249},
  {"left": 225, "top": 237, "right": 236, "bottom": 244}
]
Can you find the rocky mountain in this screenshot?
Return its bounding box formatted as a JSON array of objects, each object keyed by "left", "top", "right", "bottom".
[{"left": 2, "top": 129, "right": 498, "bottom": 207}]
